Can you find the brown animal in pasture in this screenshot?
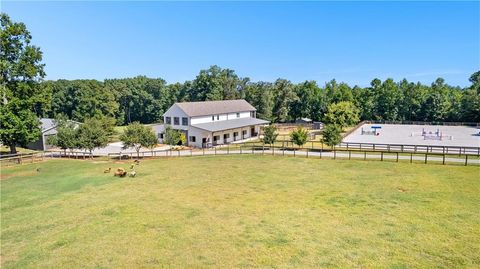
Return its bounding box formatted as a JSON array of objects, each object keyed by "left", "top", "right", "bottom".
[
  {"left": 129, "top": 171, "right": 137, "bottom": 178},
  {"left": 114, "top": 168, "right": 127, "bottom": 177},
  {"left": 104, "top": 168, "right": 111, "bottom": 173}
]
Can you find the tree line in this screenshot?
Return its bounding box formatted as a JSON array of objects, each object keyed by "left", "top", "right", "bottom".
[
  {"left": 1, "top": 13, "right": 479, "bottom": 154},
  {"left": 36, "top": 66, "right": 480, "bottom": 125}
]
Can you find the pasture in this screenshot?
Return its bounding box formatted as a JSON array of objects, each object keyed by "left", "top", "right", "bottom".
[{"left": 1, "top": 155, "right": 479, "bottom": 268}]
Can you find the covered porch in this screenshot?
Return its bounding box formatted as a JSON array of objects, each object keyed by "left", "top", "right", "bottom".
[{"left": 191, "top": 118, "right": 269, "bottom": 148}]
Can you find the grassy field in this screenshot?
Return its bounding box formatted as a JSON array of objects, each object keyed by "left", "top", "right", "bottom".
[{"left": 1, "top": 156, "right": 479, "bottom": 268}]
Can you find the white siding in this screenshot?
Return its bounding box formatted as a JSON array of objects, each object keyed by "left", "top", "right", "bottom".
[
  {"left": 190, "top": 115, "right": 212, "bottom": 124},
  {"left": 191, "top": 110, "right": 252, "bottom": 124},
  {"left": 187, "top": 126, "right": 211, "bottom": 148},
  {"left": 163, "top": 104, "right": 189, "bottom": 131},
  {"left": 151, "top": 124, "right": 166, "bottom": 143}
]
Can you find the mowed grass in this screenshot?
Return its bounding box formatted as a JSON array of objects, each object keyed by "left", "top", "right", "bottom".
[{"left": 1, "top": 156, "right": 479, "bottom": 268}]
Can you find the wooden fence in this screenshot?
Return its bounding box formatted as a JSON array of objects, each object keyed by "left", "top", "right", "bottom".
[{"left": 2, "top": 140, "right": 479, "bottom": 168}]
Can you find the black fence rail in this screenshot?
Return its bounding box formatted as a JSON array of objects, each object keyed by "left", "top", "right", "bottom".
[
  {"left": 242, "top": 140, "right": 480, "bottom": 156},
  {"left": 103, "top": 144, "right": 479, "bottom": 166},
  {"left": 365, "top": 120, "right": 480, "bottom": 127},
  {"left": 3, "top": 142, "right": 479, "bottom": 168},
  {"left": 337, "top": 142, "right": 480, "bottom": 156}
]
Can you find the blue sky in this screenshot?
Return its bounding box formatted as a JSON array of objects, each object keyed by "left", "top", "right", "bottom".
[{"left": 2, "top": 1, "right": 479, "bottom": 87}]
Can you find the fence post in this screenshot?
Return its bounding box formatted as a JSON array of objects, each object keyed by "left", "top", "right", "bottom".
[
  {"left": 410, "top": 153, "right": 413, "bottom": 163},
  {"left": 348, "top": 151, "right": 351, "bottom": 160},
  {"left": 424, "top": 153, "right": 427, "bottom": 164},
  {"left": 262, "top": 142, "right": 265, "bottom": 155},
  {"left": 240, "top": 146, "right": 242, "bottom": 154},
  {"left": 306, "top": 149, "right": 309, "bottom": 158},
  {"left": 227, "top": 144, "right": 229, "bottom": 155},
  {"left": 381, "top": 152, "right": 384, "bottom": 161},
  {"left": 215, "top": 147, "right": 217, "bottom": 155},
  {"left": 465, "top": 155, "right": 468, "bottom": 166},
  {"left": 334, "top": 150, "right": 336, "bottom": 159},
  {"left": 191, "top": 149, "right": 193, "bottom": 157},
  {"left": 178, "top": 150, "right": 180, "bottom": 157},
  {"left": 364, "top": 151, "right": 366, "bottom": 161},
  {"left": 272, "top": 145, "right": 274, "bottom": 156},
  {"left": 396, "top": 152, "right": 399, "bottom": 162},
  {"left": 203, "top": 147, "right": 205, "bottom": 155},
  {"left": 443, "top": 154, "right": 445, "bottom": 165}
]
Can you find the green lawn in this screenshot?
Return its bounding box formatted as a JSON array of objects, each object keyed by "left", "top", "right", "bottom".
[{"left": 1, "top": 156, "right": 479, "bottom": 268}]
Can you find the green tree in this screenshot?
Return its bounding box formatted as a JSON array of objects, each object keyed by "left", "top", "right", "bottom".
[
  {"left": 76, "top": 118, "right": 110, "bottom": 157},
  {"left": 373, "top": 78, "right": 401, "bottom": 121},
  {"left": 325, "top": 79, "right": 353, "bottom": 105},
  {"left": 164, "top": 126, "right": 184, "bottom": 146},
  {"left": 321, "top": 124, "right": 342, "bottom": 147},
  {"left": 189, "top": 66, "right": 245, "bottom": 101},
  {"left": 272, "top": 79, "right": 297, "bottom": 122},
  {"left": 290, "top": 81, "right": 320, "bottom": 121},
  {"left": 324, "top": 101, "right": 360, "bottom": 129},
  {"left": 245, "top": 82, "right": 274, "bottom": 121},
  {"left": 262, "top": 124, "right": 278, "bottom": 146},
  {"left": 0, "top": 13, "right": 46, "bottom": 153},
  {"left": 47, "top": 115, "right": 79, "bottom": 156},
  {"left": 290, "top": 127, "right": 309, "bottom": 148},
  {"left": 120, "top": 122, "right": 158, "bottom": 158}
]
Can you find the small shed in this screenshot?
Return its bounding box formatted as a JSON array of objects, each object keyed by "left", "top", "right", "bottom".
[{"left": 26, "top": 118, "right": 80, "bottom": 151}]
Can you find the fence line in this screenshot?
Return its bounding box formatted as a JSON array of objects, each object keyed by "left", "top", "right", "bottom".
[
  {"left": 364, "top": 120, "right": 480, "bottom": 127},
  {"left": 2, "top": 142, "right": 479, "bottom": 168},
  {"left": 101, "top": 145, "right": 477, "bottom": 166}
]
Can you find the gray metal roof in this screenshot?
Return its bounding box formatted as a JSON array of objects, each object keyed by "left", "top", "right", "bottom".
[
  {"left": 191, "top": 117, "right": 269, "bottom": 132},
  {"left": 40, "top": 118, "right": 81, "bottom": 133},
  {"left": 40, "top": 118, "right": 56, "bottom": 132},
  {"left": 175, "top": 99, "right": 256, "bottom": 117}
]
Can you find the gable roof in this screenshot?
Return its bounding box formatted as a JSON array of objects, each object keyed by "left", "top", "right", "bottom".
[
  {"left": 40, "top": 118, "right": 56, "bottom": 132},
  {"left": 40, "top": 118, "right": 81, "bottom": 133},
  {"left": 170, "top": 99, "right": 256, "bottom": 117}
]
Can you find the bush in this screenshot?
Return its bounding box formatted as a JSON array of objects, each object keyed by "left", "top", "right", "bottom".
[
  {"left": 164, "top": 126, "right": 185, "bottom": 146},
  {"left": 290, "top": 127, "right": 309, "bottom": 147},
  {"left": 321, "top": 124, "right": 342, "bottom": 147},
  {"left": 262, "top": 124, "right": 278, "bottom": 145}
]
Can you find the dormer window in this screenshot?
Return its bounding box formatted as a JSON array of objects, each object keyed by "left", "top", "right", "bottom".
[
  {"left": 217, "top": 115, "right": 220, "bottom": 120},
  {"left": 236, "top": 113, "right": 240, "bottom": 118},
  {"left": 212, "top": 115, "right": 215, "bottom": 121}
]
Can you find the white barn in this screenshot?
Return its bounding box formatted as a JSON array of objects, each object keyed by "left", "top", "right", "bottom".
[{"left": 152, "top": 100, "right": 269, "bottom": 148}]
